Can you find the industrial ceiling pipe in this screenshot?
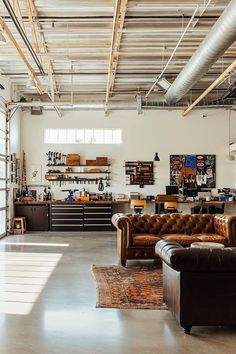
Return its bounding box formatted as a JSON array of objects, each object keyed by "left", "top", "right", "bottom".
[{"left": 165, "top": 0, "right": 236, "bottom": 105}]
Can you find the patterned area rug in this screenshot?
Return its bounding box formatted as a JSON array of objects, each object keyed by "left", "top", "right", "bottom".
[{"left": 92, "top": 265, "right": 167, "bottom": 310}]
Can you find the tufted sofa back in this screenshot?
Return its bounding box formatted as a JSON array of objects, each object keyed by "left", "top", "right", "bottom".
[{"left": 127, "top": 213, "right": 215, "bottom": 235}]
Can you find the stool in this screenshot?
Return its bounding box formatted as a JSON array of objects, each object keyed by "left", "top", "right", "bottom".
[{"left": 12, "top": 217, "right": 27, "bottom": 234}]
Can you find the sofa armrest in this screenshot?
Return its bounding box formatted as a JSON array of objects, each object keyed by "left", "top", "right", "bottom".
[
  {"left": 112, "top": 213, "right": 133, "bottom": 248},
  {"left": 213, "top": 215, "right": 236, "bottom": 246}
]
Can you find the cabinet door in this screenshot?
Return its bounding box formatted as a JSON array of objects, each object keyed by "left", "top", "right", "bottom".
[
  {"left": 32, "top": 205, "right": 49, "bottom": 231},
  {"left": 15, "top": 205, "right": 49, "bottom": 231},
  {"left": 15, "top": 205, "right": 34, "bottom": 231}
]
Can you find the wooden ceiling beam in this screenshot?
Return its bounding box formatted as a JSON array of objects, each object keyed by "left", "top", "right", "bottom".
[
  {"left": 182, "top": 59, "right": 236, "bottom": 117},
  {"left": 109, "top": 0, "right": 128, "bottom": 94},
  {"left": 46, "top": 42, "right": 111, "bottom": 47},
  {"left": 0, "top": 15, "right": 44, "bottom": 94},
  {"left": 105, "top": 0, "right": 122, "bottom": 105},
  {"left": 31, "top": 0, "right": 59, "bottom": 97},
  {"left": 24, "top": 0, "right": 41, "bottom": 57},
  {"left": 14, "top": 0, "right": 26, "bottom": 32}
]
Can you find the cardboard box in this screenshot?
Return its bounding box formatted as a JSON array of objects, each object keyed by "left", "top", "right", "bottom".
[
  {"left": 86, "top": 160, "right": 97, "bottom": 166},
  {"left": 66, "top": 154, "right": 80, "bottom": 166},
  {"left": 96, "top": 157, "right": 108, "bottom": 165}
]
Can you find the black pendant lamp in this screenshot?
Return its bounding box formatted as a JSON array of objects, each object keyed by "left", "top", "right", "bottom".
[{"left": 154, "top": 152, "right": 160, "bottom": 161}]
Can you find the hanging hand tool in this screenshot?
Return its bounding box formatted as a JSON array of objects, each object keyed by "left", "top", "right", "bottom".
[{"left": 98, "top": 178, "right": 104, "bottom": 191}]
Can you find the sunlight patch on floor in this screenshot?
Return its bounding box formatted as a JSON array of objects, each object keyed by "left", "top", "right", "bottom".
[
  {"left": 0, "top": 252, "right": 62, "bottom": 315},
  {"left": 1, "top": 242, "right": 69, "bottom": 247}
]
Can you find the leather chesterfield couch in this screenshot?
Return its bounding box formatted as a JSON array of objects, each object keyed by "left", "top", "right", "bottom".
[
  {"left": 112, "top": 213, "right": 236, "bottom": 266},
  {"left": 155, "top": 239, "right": 236, "bottom": 334}
]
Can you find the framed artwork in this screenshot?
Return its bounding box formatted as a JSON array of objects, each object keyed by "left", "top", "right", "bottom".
[
  {"left": 170, "top": 155, "right": 216, "bottom": 189},
  {"left": 29, "top": 164, "right": 42, "bottom": 182}
]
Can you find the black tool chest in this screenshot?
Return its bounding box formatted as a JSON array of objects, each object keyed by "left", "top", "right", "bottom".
[
  {"left": 50, "top": 203, "right": 113, "bottom": 231},
  {"left": 83, "top": 204, "right": 113, "bottom": 231},
  {"left": 50, "top": 204, "right": 84, "bottom": 231}
]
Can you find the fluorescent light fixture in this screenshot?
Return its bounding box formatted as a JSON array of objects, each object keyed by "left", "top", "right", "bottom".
[{"left": 156, "top": 77, "right": 171, "bottom": 92}]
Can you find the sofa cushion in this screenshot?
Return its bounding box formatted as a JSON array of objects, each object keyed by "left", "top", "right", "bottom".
[
  {"left": 133, "top": 234, "right": 161, "bottom": 246},
  {"left": 162, "top": 234, "right": 199, "bottom": 247},
  {"left": 195, "top": 234, "right": 227, "bottom": 245}
]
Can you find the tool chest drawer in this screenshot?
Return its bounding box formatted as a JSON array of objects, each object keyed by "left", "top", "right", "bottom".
[
  {"left": 83, "top": 203, "right": 112, "bottom": 231},
  {"left": 50, "top": 204, "right": 83, "bottom": 231}
]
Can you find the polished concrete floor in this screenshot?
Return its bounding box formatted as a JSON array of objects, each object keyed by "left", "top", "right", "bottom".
[{"left": 0, "top": 231, "right": 236, "bottom": 354}]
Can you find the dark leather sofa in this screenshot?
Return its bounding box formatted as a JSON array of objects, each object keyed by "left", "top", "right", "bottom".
[
  {"left": 112, "top": 213, "right": 236, "bottom": 266},
  {"left": 155, "top": 239, "right": 236, "bottom": 334}
]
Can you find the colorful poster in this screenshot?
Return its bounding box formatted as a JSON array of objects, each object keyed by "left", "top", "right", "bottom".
[{"left": 170, "top": 155, "right": 215, "bottom": 188}]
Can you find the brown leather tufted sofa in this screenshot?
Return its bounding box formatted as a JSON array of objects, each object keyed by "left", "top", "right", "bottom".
[
  {"left": 155, "top": 239, "right": 236, "bottom": 334},
  {"left": 112, "top": 213, "right": 236, "bottom": 266}
]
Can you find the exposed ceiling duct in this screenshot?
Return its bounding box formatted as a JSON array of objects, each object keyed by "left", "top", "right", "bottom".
[{"left": 165, "top": 0, "right": 236, "bottom": 105}]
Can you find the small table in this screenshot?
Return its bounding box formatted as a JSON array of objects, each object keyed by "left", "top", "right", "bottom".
[{"left": 191, "top": 242, "right": 225, "bottom": 249}]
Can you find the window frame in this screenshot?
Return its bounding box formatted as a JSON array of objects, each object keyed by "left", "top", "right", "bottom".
[{"left": 44, "top": 128, "right": 122, "bottom": 145}]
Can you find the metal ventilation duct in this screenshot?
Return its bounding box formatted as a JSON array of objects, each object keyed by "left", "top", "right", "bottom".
[{"left": 165, "top": 0, "right": 236, "bottom": 105}]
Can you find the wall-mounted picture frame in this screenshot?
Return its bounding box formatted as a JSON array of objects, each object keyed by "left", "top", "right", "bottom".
[{"left": 29, "top": 164, "right": 42, "bottom": 182}]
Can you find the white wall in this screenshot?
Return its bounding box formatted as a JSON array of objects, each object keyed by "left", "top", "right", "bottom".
[{"left": 21, "top": 108, "right": 236, "bottom": 200}]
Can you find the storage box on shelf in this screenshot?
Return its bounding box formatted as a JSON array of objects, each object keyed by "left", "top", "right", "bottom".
[{"left": 66, "top": 154, "right": 80, "bottom": 166}]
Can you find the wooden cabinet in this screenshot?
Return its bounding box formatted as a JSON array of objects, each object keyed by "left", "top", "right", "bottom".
[{"left": 15, "top": 204, "right": 49, "bottom": 231}]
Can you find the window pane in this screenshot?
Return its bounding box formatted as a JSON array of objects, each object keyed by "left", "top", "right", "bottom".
[
  {"left": 113, "top": 129, "right": 122, "bottom": 144},
  {"left": 0, "top": 137, "right": 5, "bottom": 155},
  {"left": 75, "top": 130, "right": 85, "bottom": 143},
  {"left": 67, "top": 129, "right": 76, "bottom": 143},
  {"left": 93, "top": 130, "right": 103, "bottom": 144},
  {"left": 58, "top": 129, "right": 67, "bottom": 143},
  {"left": 0, "top": 191, "right": 6, "bottom": 208},
  {"left": 84, "top": 130, "right": 94, "bottom": 144},
  {"left": 0, "top": 210, "right": 6, "bottom": 235},
  {"left": 0, "top": 180, "right": 5, "bottom": 188},
  {"left": 0, "top": 113, "right": 5, "bottom": 131},
  {"left": 0, "top": 160, "right": 6, "bottom": 178},
  {"left": 104, "top": 130, "right": 112, "bottom": 144}
]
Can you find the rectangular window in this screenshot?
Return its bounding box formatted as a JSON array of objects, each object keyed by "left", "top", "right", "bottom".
[{"left": 44, "top": 129, "right": 122, "bottom": 144}]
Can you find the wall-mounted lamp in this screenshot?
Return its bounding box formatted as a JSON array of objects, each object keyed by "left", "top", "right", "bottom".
[{"left": 154, "top": 152, "right": 160, "bottom": 161}]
